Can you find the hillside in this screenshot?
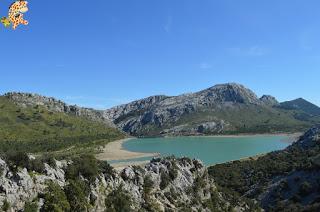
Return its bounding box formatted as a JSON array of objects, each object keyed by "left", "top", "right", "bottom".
[
  {"left": 279, "top": 98, "right": 320, "bottom": 116},
  {"left": 105, "top": 83, "right": 320, "bottom": 136},
  {"left": 0, "top": 94, "right": 124, "bottom": 155},
  {"left": 208, "top": 125, "right": 320, "bottom": 211}
]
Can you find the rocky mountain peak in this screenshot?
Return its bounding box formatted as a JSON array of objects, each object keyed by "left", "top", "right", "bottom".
[
  {"left": 260, "top": 95, "right": 279, "bottom": 106},
  {"left": 198, "top": 83, "right": 260, "bottom": 104}
]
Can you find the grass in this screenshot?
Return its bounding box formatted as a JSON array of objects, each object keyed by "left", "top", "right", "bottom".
[{"left": 0, "top": 96, "right": 125, "bottom": 156}]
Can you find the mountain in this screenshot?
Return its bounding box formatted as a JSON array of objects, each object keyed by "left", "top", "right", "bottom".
[
  {"left": 3, "top": 85, "right": 319, "bottom": 139},
  {"left": 5, "top": 92, "right": 116, "bottom": 127},
  {"left": 0, "top": 93, "right": 124, "bottom": 155},
  {"left": 279, "top": 98, "right": 320, "bottom": 116},
  {"left": 105, "top": 83, "right": 320, "bottom": 136},
  {"left": 209, "top": 125, "right": 320, "bottom": 211}
]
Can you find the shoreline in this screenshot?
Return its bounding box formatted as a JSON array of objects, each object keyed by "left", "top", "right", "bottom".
[
  {"left": 163, "top": 132, "right": 302, "bottom": 139},
  {"left": 95, "top": 138, "right": 159, "bottom": 162},
  {"left": 96, "top": 133, "right": 301, "bottom": 168}
]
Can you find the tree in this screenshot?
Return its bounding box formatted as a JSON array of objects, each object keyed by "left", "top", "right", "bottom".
[{"left": 42, "top": 181, "right": 70, "bottom": 212}]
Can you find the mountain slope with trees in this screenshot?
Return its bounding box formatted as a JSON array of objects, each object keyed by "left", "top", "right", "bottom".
[{"left": 0, "top": 95, "right": 124, "bottom": 156}]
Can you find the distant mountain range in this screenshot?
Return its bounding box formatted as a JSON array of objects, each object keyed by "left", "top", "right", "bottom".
[
  {"left": 104, "top": 83, "right": 320, "bottom": 136},
  {"left": 2, "top": 83, "right": 320, "bottom": 138},
  {"left": 279, "top": 98, "right": 320, "bottom": 116}
]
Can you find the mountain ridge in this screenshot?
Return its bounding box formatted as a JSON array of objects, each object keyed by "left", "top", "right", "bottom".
[
  {"left": 279, "top": 97, "right": 320, "bottom": 116},
  {"left": 3, "top": 83, "right": 320, "bottom": 137},
  {"left": 104, "top": 83, "right": 320, "bottom": 136}
]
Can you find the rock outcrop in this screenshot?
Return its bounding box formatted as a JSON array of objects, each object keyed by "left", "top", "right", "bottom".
[
  {"left": 4, "top": 92, "right": 116, "bottom": 128},
  {"left": 0, "top": 157, "right": 245, "bottom": 212},
  {"left": 260, "top": 95, "right": 279, "bottom": 106},
  {"left": 0, "top": 159, "right": 67, "bottom": 211}
]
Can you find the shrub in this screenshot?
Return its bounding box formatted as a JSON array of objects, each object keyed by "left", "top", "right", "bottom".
[
  {"left": 193, "top": 176, "right": 207, "bottom": 193},
  {"left": 66, "top": 154, "right": 99, "bottom": 183},
  {"left": 42, "top": 181, "right": 70, "bottom": 212},
  {"left": 0, "top": 166, "right": 3, "bottom": 176},
  {"left": 99, "top": 161, "right": 115, "bottom": 179},
  {"left": 105, "top": 184, "right": 132, "bottom": 212},
  {"left": 168, "top": 163, "right": 179, "bottom": 181},
  {"left": 4, "top": 150, "right": 29, "bottom": 171},
  {"left": 28, "top": 158, "right": 46, "bottom": 174},
  {"left": 42, "top": 154, "right": 57, "bottom": 168},
  {"left": 64, "top": 179, "right": 90, "bottom": 211},
  {"left": 1, "top": 199, "right": 10, "bottom": 212},
  {"left": 24, "top": 201, "right": 38, "bottom": 212},
  {"left": 160, "top": 171, "right": 171, "bottom": 190},
  {"left": 299, "top": 181, "right": 313, "bottom": 196},
  {"left": 143, "top": 175, "right": 154, "bottom": 195}
]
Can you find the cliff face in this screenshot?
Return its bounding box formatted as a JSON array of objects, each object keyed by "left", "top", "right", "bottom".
[{"left": 0, "top": 157, "right": 248, "bottom": 212}]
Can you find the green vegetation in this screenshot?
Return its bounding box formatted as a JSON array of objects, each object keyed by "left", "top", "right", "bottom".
[
  {"left": 160, "top": 171, "right": 171, "bottom": 190},
  {"left": 42, "top": 181, "right": 70, "bottom": 212},
  {"left": 2, "top": 151, "right": 46, "bottom": 174},
  {"left": 280, "top": 98, "right": 320, "bottom": 116},
  {"left": 99, "top": 160, "right": 116, "bottom": 180},
  {"left": 105, "top": 184, "right": 132, "bottom": 212},
  {"left": 1, "top": 199, "right": 10, "bottom": 212},
  {"left": 208, "top": 135, "right": 320, "bottom": 210},
  {"left": 143, "top": 175, "right": 154, "bottom": 196},
  {"left": 0, "top": 96, "right": 124, "bottom": 156},
  {"left": 65, "top": 180, "right": 90, "bottom": 211},
  {"left": 65, "top": 154, "right": 100, "bottom": 183},
  {"left": 39, "top": 156, "right": 116, "bottom": 212},
  {"left": 177, "top": 105, "right": 318, "bottom": 135},
  {"left": 24, "top": 201, "right": 38, "bottom": 212}
]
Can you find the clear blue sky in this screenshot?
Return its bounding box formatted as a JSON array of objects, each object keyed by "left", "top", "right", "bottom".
[{"left": 1, "top": 0, "right": 319, "bottom": 109}]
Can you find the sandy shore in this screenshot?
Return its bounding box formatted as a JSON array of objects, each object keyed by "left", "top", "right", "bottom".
[
  {"left": 95, "top": 138, "right": 159, "bottom": 161},
  {"left": 96, "top": 133, "right": 302, "bottom": 169}
]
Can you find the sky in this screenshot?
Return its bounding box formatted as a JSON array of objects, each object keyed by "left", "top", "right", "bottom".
[{"left": 0, "top": 0, "right": 319, "bottom": 109}]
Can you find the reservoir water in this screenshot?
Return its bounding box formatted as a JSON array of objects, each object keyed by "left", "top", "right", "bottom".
[{"left": 113, "top": 135, "right": 291, "bottom": 166}]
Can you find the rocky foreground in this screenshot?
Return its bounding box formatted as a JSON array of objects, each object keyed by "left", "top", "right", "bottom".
[
  {"left": 0, "top": 156, "right": 250, "bottom": 212},
  {"left": 1, "top": 125, "right": 320, "bottom": 211}
]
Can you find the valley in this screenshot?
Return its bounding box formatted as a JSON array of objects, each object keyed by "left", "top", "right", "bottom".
[{"left": 0, "top": 83, "right": 319, "bottom": 211}]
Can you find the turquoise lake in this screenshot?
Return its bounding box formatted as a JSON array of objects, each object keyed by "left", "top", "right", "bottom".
[{"left": 113, "top": 135, "right": 291, "bottom": 166}]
